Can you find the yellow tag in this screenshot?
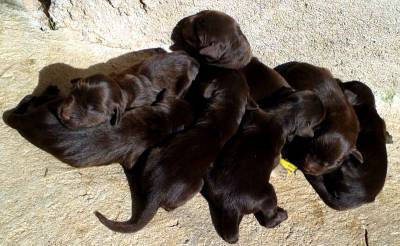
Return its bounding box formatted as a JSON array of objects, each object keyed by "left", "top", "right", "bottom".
[{"left": 280, "top": 158, "right": 297, "bottom": 174}]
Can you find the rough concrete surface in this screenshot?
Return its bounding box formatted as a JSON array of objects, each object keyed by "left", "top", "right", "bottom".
[{"left": 0, "top": 0, "right": 399, "bottom": 245}]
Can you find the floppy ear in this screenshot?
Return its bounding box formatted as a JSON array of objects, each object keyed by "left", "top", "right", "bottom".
[
  {"left": 110, "top": 89, "right": 128, "bottom": 126},
  {"left": 296, "top": 127, "right": 314, "bottom": 138},
  {"left": 199, "top": 42, "right": 224, "bottom": 61},
  {"left": 110, "top": 106, "right": 122, "bottom": 126},
  {"left": 343, "top": 89, "right": 360, "bottom": 106},
  {"left": 174, "top": 60, "right": 199, "bottom": 98},
  {"left": 350, "top": 149, "right": 364, "bottom": 163}
]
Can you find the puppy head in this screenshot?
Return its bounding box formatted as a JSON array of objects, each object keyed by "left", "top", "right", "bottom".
[
  {"left": 171, "top": 10, "right": 252, "bottom": 69},
  {"left": 281, "top": 90, "right": 362, "bottom": 176},
  {"left": 57, "top": 74, "right": 125, "bottom": 129},
  {"left": 287, "top": 90, "right": 326, "bottom": 140},
  {"left": 339, "top": 80, "right": 376, "bottom": 107},
  {"left": 301, "top": 131, "right": 362, "bottom": 175}
]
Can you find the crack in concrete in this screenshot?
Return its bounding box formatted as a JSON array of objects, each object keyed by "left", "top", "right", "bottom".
[
  {"left": 139, "top": 0, "right": 148, "bottom": 13},
  {"left": 105, "top": 0, "right": 115, "bottom": 8},
  {"left": 365, "top": 229, "right": 369, "bottom": 246},
  {"left": 38, "top": 0, "right": 57, "bottom": 30}
]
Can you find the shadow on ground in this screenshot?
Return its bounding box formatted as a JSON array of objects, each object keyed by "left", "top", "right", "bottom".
[{"left": 33, "top": 48, "right": 165, "bottom": 96}]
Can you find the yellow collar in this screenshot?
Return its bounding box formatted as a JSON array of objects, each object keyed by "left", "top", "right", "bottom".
[{"left": 279, "top": 158, "right": 297, "bottom": 174}]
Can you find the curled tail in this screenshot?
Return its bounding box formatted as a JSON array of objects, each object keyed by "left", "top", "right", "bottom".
[
  {"left": 95, "top": 168, "right": 160, "bottom": 233},
  {"left": 94, "top": 198, "right": 159, "bottom": 233}
]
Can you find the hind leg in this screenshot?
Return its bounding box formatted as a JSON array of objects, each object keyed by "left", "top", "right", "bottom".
[
  {"left": 208, "top": 202, "right": 243, "bottom": 244},
  {"left": 122, "top": 167, "right": 146, "bottom": 215},
  {"left": 162, "top": 179, "right": 204, "bottom": 211},
  {"left": 254, "top": 184, "right": 288, "bottom": 228}
]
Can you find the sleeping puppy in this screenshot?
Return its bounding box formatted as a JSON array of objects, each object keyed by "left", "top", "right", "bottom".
[
  {"left": 277, "top": 62, "right": 362, "bottom": 175},
  {"left": 241, "top": 57, "right": 290, "bottom": 101},
  {"left": 171, "top": 10, "right": 252, "bottom": 69},
  {"left": 119, "top": 50, "right": 199, "bottom": 98},
  {"left": 304, "top": 81, "right": 388, "bottom": 210},
  {"left": 59, "top": 51, "right": 199, "bottom": 129},
  {"left": 201, "top": 89, "right": 326, "bottom": 243},
  {"left": 3, "top": 86, "right": 193, "bottom": 169},
  {"left": 95, "top": 69, "right": 249, "bottom": 233}
]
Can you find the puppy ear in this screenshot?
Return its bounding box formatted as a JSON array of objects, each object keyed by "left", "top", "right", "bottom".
[
  {"left": 350, "top": 149, "right": 364, "bottom": 163},
  {"left": 175, "top": 59, "right": 199, "bottom": 98},
  {"left": 110, "top": 107, "right": 122, "bottom": 126},
  {"left": 246, "top": 97, "right": 259, "bottom": 110},
  {"left": 296, "top": 127, "right": 314, "bottom": 138},
  {"left": 199, "top": 42, "right": 224, "bottom": 61},
  {"left": 343, "top": 89, "right": 360, "bottom": 106}
]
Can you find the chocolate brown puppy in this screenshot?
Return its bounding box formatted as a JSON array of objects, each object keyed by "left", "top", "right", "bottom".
[
  {"left": 277, "top": 62, "right": 362, "bottom": 175},
  {"left": 3, "top": 86, "right": 193, "bottom": 169},
  {"left": 201, "top": 89, "right": 326, "bottom": 243},
  {"left": 59, "top": 51, "right": 199, "bottom": 129},
  {"left": 304, "top": 81, "right": 388, "bottom": 210},
  {"left": 171, "top": 10, "right": 252, "bottom": 69},
  {"left": 120, "top": 51, "right": 199, "bottom": 98},
  {"left": 95, "top": 69, "right": 249, "bottom": 233},
  {"left": 241, "top": 57, "right": 290, "bottom": 101}
]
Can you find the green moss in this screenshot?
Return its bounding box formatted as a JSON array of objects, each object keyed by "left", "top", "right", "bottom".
[{"left": 382, "top": 89, "right": 396, "bottom": 103}]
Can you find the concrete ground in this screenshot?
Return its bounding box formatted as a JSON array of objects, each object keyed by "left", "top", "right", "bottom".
[{"left": 0, "top": 1, "right": 399, "bottom": 245}]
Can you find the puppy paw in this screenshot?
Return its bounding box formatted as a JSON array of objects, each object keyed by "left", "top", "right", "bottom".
[
  {"left": 264, "top": 207, "right": 288, "bottom": 228},
  {"left": 221, "top": 233, "right": 239, "bottom": 244}
]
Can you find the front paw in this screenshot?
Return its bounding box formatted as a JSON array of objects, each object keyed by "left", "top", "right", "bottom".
[{"left": 264, "top": 207, "right": 288, "bottom": 228}]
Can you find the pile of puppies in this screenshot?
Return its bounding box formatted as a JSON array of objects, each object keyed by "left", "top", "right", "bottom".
[{"left": 3, "top": 10, "right": 390, "bottom": 243}]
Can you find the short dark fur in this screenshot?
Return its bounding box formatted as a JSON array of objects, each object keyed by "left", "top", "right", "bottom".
[
  {"left": 95, "top": 69, "right": 249, "bottom": 233},
  {"left": 201, "top": 89, "right": 326, "bottom": 243},
  {"left": 3, "top": 86, "right": 193, "bottom": 169},
  {"left": 115, "top": 50, "right": 199, "bottom": 98},
  {"left": 277, "top": 62, "right": 361, "bottom": 175},
  {"left": 241, "top": 57, "right": 290, "bottom": 101},
  {"left": 58, "top": 51, "right": 199, "bottom": 129},
  {"left": 171, "top": 10, "right": 252, "bottom": 69},
  {"left": 304, "top": 81, "right": 388, "bottom": 210}
]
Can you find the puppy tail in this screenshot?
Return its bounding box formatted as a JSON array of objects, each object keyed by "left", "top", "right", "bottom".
[{"left": 94, "top": 198, "right": 159, "bottom": 233}]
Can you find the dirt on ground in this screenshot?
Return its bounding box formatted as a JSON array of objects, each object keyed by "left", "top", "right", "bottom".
[{"left": 0, "top": 1, "right": 399, "bottom": 245}]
